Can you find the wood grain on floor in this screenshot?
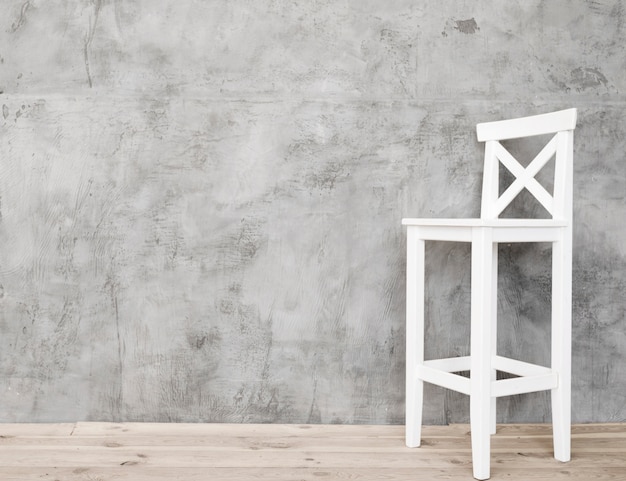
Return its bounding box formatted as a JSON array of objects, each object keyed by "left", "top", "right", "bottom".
[{"left": 0, "top": 423, "right": 624, "bottom": 480}]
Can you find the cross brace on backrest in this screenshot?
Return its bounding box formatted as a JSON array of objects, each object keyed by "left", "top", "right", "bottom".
[{"left": 490, "top": 134, "right": 558, "bottom": 218}]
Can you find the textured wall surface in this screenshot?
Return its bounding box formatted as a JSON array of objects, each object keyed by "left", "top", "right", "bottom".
[{"left": 0, "top": 1, "right": 624, "bottom": 424}]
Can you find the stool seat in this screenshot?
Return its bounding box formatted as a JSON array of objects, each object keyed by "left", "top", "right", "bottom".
[
  {"left": 403, "top": 108, "right": 577, "bottom": 480},
  {"left": 402, "top": 218, "right": 568, "bottom": 227}
]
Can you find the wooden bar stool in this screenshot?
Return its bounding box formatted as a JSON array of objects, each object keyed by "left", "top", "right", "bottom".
[{"left": 403, "top": 109, "right": 577, "bottom": 480}]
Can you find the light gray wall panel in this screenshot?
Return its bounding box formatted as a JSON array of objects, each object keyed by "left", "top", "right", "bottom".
[
  {"left": 0, "top": 0, "right": 624, "bottom": 424},
  {"left": 0, "top": 94, "right": 421, "bottom": 422}
]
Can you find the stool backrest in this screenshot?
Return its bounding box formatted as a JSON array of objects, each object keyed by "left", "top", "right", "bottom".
[{"left": 476, "top": 108, "right": 577, "bottom": 221}]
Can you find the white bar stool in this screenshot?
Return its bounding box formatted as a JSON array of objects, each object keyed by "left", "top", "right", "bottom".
[{"left": 403, "top": 108, "right": 577, "bottom": 480}]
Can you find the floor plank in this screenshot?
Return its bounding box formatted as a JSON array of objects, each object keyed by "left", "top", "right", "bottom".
[
  {"left": 1, "top": 467, "right": 625, "bottom": 481},
  {"left": 0, "top": 423, "right": 622, "bottom": 480}
]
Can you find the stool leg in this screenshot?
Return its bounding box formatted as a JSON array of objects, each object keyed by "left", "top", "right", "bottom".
[
  {"left": 470, "top": 229, "right": 493, "bottom": 480},
  {"left": 406, "top": 228, "right": 425, "bottom": 447},
  {"left": 551, "top": 236, "right": 572, "bottom": 462},
  {"left": 490, "top": 244, "right": 498, "bottom": 435}
]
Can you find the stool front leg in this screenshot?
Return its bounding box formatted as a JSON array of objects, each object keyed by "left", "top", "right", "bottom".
[
  {"left": 470, "top": 229, "right": 494, "bottom": 480},
  {"left": 406, "top": 228, "right": 425, "bottom": 448}
]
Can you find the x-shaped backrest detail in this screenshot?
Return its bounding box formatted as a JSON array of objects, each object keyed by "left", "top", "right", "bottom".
[{"left": 492, "top": 134, "right": 558, "bottom": 217}]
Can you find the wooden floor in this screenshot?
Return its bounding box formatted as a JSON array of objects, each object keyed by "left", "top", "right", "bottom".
[{"left": 0, "top": 423, "right": 624, "bottom": 480}]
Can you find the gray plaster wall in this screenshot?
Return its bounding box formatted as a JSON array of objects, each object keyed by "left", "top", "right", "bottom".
[{"left": 0, "top": 1, "right": 624, "bottom": 424}]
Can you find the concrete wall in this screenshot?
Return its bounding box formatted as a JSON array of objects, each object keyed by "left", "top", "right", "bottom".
[{"left": 0, "top": 1, "right": 624, "bottom": 424}]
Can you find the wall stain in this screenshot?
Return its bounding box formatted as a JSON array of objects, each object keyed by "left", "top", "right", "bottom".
[
  {"left": 84, "top": 0, "right": 103, "bottom": 88},
  {"left": 217, "top": 218, "right": 266, "bottom": 271},
  {"left": 546, "top": 69, "right": 571, "bottom": 93},
  {"left": 9, "top": 1, "right": 32, "bottom": 33},
  {"left": 307, "top": 379, "right": 321, "bottom": 423},
  {"left": 306, "top": 161, "right": 345, "bottom": 192},
  {"left": 455, "top": 18, "right": 480, "bottom": 35},
  {"left": 186, "top": 326, "right": 221, "bottom": 351},
  {"left": 104, "top": 272, "right": 124, "bottom": 417},
  {"left": 570, "top": 67, "right": 608, "bottom": 91}
]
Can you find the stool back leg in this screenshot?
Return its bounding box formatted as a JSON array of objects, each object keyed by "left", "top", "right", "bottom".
[
  {"left": 551, "top": 233, "right": 572, "bottom": 461},
  {"left": 490, "top": 243, "right": 498, "bottom": 436}
]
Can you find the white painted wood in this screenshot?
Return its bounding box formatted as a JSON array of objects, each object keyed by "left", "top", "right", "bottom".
[
  {"left": 491, "top": 227, "right": 562, "bottom": 243},
  {"left": 493, "top": 356, "right": 553, "bottom": 377},
  {"left": 481, "top": 140, "right": 499, "bottom": 218},
  {"left": 470, "top": 227, "right": 493, "bottom": 480},
  {"left": 402, "top": 108, "right": 576, "bottom": 480},
  {"left": 476, "top": 108, "right": 577, "bottom": 141},
  {"left": 423, "top": 356, "right": 471, "bottom": 372},
  {"left": 552, "top": 234, "right": 573, "bottom": 462},
  {"left": 552, "top": 131, "right": 574, "bottom": 221},
  {"left": 492, "top": 374, "right": 558, "bottom": 398},
  {"left": 490, "top": 244, "right": 498, "bottom": 436},
  {"left": 416, "top": 365, "right": 471, "bottom": 396},
  {"left": 399, "top": 223, "right": 564, "bottom": 243},
  {"left": 402, "top": 218, "right": 483, "bottom": 226},
  {"left": 491, "top": 140, "right": 556, "bottom": 218},
  {"left": 405, "top": 227, "right": 424, "bottom": 448},
  {"left": 402, "top": 218, "right": 567, "bottom": 228},
  {"left": 401, "top": 224, "right": 474, "bottom": 242},
  {"left": 551, "top": 129, "right": 573, "bottom": 463}
]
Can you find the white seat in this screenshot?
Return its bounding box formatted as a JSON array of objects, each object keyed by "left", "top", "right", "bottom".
[{"left": 403, "top": 108, "right": 577, "bottom": 480}]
